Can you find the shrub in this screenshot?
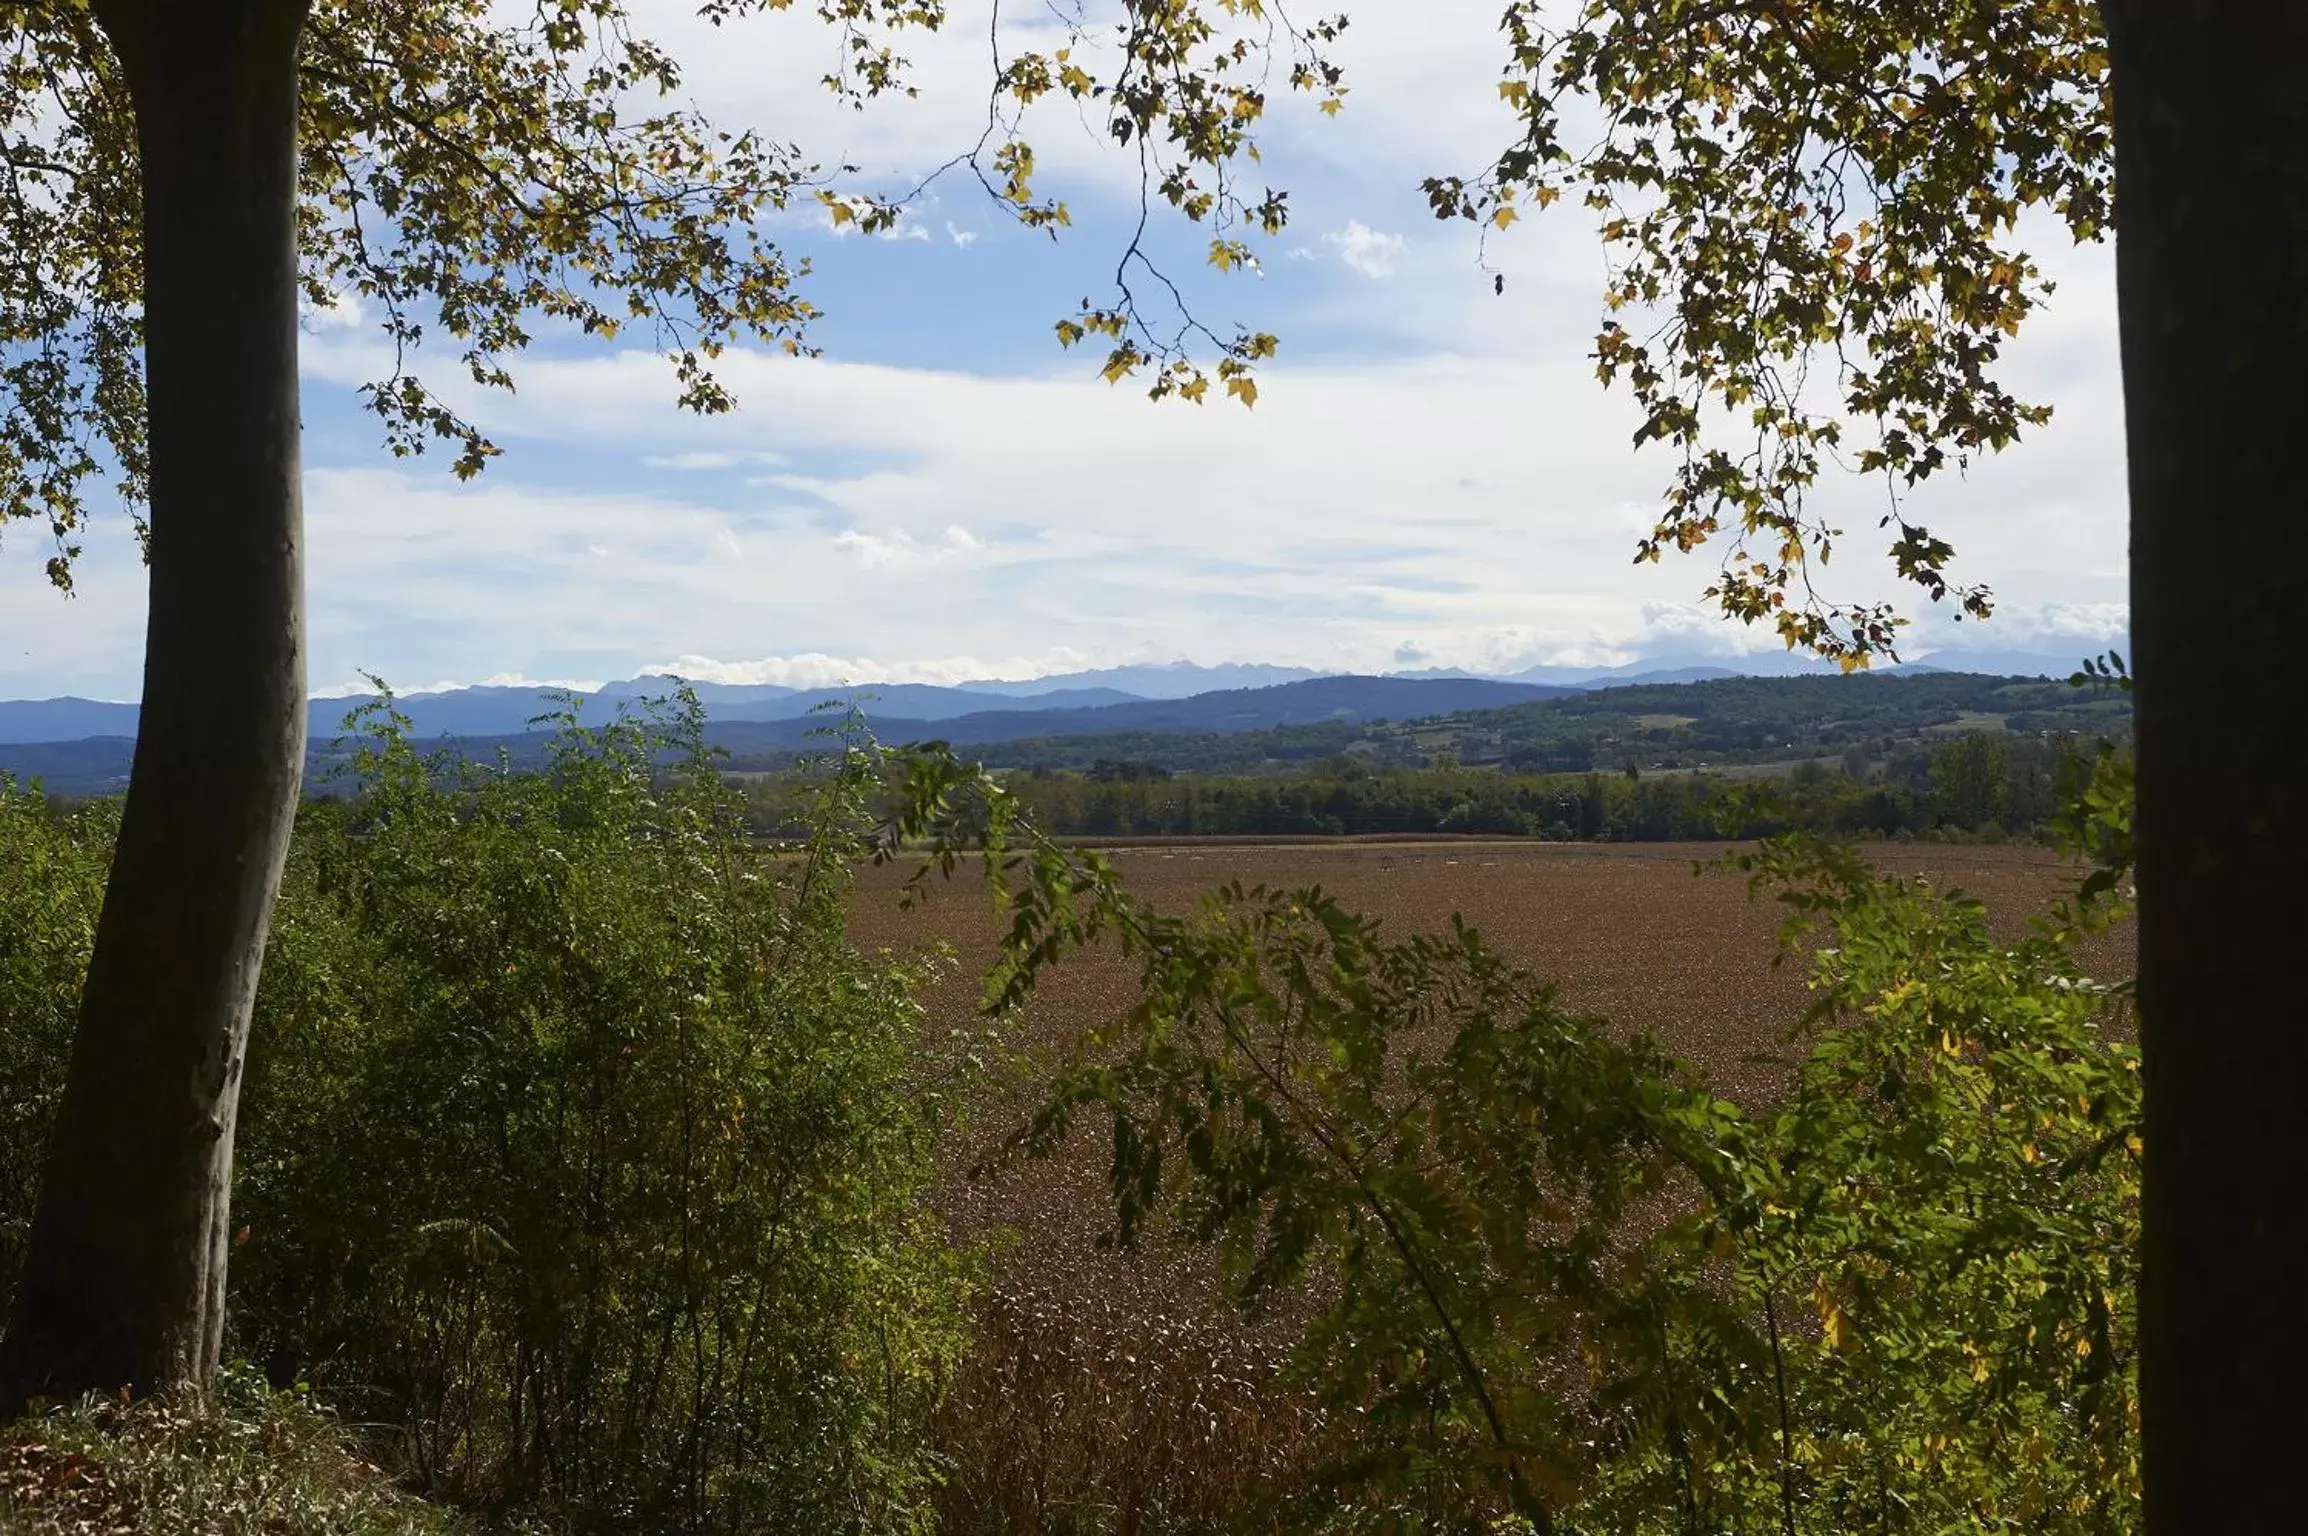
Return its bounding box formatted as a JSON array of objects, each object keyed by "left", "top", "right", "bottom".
[
  {"left": 1, "top": 696, "right": 971, "bottom": 1534},
  {"left": 0, "top": 780, "right": 111, "bottom": 1320},
  {"left": 932, "top": 1278, "right": 1318, "bottom": 1535}
]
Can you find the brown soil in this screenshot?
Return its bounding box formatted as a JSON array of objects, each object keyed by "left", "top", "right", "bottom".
[{"left": 853, "top": 838, "right": 2132, "bottom": 1108}]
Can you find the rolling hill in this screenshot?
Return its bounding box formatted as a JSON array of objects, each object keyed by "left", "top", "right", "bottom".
[{"left": 0, "top": 675, "right": 1575, "bottom": 795}]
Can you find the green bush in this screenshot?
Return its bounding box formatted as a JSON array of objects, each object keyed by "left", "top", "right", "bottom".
[
  {"left": 0, "top": 781, "right": 111, "bottom": 1320},
  {"left": 2, "top": 695, "right": 971, "bottom": 1534}
]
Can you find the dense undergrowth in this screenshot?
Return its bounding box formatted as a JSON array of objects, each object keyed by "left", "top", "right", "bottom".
[
  {"left": 5, "top": 693, "right": 970, "bottom": 1533},
  {"left": 1, "top": 693, "right": 2140, "bottom": 1532}
]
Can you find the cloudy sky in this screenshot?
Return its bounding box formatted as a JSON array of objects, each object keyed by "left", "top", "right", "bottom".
[{"left": 0, "top": 1, "right": 2128, "bottom": 701}]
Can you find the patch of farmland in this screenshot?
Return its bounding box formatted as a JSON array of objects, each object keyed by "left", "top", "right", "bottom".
[{"left": 851, "top": 837, "right": 2132, "bottom": 1192}]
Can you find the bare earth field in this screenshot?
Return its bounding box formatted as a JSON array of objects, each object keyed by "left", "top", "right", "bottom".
[
  {"left": 853, "top": 840, "right": 2137, "bottom": 1525},
  {"left": 853, "top": 838, "right": 2135, "bottom": 1109},
  {"left": 852, "top": 837, "right": 2133, "bottom": 1265}
]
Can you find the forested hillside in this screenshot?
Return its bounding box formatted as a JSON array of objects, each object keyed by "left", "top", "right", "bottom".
[{"left": 921, "top": 671, "right": 2131, "bottom": 779}]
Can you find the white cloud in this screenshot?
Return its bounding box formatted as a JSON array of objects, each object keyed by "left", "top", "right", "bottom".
[
  {"left": 946, "top": 222, "right": 978, "bottom": 248},
  {"left": 1323, "top": 220, "right": 1407, "bottom": 278},
  {"left": 238, "top": 276, "right": 2132, "bottom": 695},
  {"left": 298, "top": 291, "right": 365, "bottom": 333},
  {"left": 830, "top": 524, "right": 982, "bottom": 568},
  {"left": 642, "top": 450, "right": 787, "bottom": 471},
  {"left": 2018, "top": 602, "right": 2130, "bottom": 640},
  {"left": 311, "top": 670, "right": 606, "bottom": 699},
  {"left": 640, "top": 649, "right": 1098, "bottom": 689},
  {"left": 19, "top": 234, "right": 2127, "bottom": 698}
]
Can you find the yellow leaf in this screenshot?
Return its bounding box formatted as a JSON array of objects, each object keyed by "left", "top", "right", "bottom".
[
  {"left": 1815, "top": 1279, "right": 1855, "bottom": 1350},
  {"left": 1492, "top": 206, "right": 1518, "bottom": 230},
  {"left": 1226, "top": 376, "right": 1258, "bottom": 408}
]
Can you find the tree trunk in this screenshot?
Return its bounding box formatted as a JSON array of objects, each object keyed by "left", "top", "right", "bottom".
[
  {"left": 0, "top": 0, "right": 308, "bottom": 1405},
  {"left": 2101, "top": 3, "right": 2308, "bottom": 1529}
]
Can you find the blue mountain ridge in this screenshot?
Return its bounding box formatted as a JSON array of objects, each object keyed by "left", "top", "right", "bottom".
[
  {"left": 1, "top": 679, "right": 1151, "bottom": 746},
  {"left": 0, "top": 642, "right": 2124, "bottom": 756},
  {"left": 1, "top": 675, "right": 1576, "bottom": 794}
]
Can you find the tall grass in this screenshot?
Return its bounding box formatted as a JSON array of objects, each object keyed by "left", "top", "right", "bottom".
[
  {"left": 0, "top": 1368, "right": 493, "bottom": 1535},
  {"left": 932, "top": 1273, "right": 1317, "bottom": 1535}
]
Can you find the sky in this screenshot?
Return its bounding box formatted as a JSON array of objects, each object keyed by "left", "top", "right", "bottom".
[{"left": 0, "top": 1, "right": 2130, "bottom": 702}]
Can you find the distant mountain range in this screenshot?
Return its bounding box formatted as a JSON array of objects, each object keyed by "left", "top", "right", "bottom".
[
  {"left": 0, "top": 643, "right": 2125, "bottom": 795},
  {"left": 951, "top": 661, "right": 1328, "bottom": 699},
  {"left": 0, "top": 678, "right": 1151, "bottom": 747},
  {"left": 1, "top": 675, "right": 1575, "bottom": 794},
  {"left": 708, "top": 676, "right": 1572, "bottom": 753}
]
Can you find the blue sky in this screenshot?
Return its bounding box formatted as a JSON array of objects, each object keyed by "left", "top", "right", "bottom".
[{"left": 0, "top": 1, "right": 2129, "bottom": 701}]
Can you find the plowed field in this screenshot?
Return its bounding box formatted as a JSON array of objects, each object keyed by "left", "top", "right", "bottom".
[
  {"left": 855, "top": 838, "right": 2131, "bottom": 1103},
  {"left": 852, "top": 838, "right": 2131, "bottom": 1250}
]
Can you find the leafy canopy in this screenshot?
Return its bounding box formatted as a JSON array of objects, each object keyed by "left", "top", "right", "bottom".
[
  {"left": 1, "top": 0, "right": 1344, "bottom": 584},
  {"left": 1433, "top": 0, "right": 2111, "bottom": 661}
]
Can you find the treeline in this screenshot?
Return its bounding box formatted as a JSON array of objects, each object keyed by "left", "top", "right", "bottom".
[{"left": 879, "top": 729, "right": 2082, "bottom": 844}]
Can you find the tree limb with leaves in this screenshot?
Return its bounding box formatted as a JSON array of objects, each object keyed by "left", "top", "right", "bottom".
[
  {"left": 1426, "top": 0, "right": 2111, "bottom": 662},
  {"left": 0, "top": 0, "right": 1339, "bottom": 1407}
]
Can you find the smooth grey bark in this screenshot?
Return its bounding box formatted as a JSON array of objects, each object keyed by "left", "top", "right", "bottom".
[
  {"left": 0, "top": 0, "right": 309, "bottom": 1404},
  {"left": 2102, "top": 2, "right": 2308, "bottom": 1529}
]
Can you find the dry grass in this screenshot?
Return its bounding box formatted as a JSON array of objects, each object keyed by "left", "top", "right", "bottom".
[
  {"left": 931, "top": 1273, "right": 1318, "bottom": 1535},
  {"left": 853, "top": 839, "right": 2134, "bottom": 1533},
  {"left": 0, "top": 1383, "right": 498, "bottom": 1536}
]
